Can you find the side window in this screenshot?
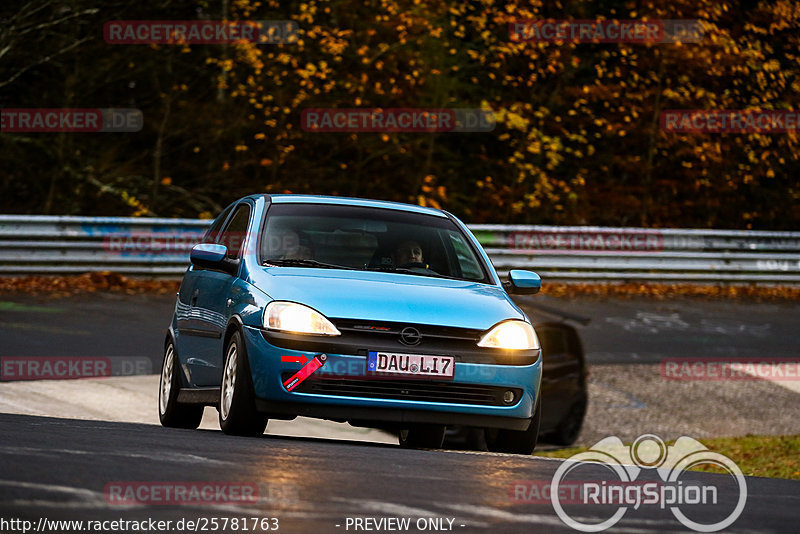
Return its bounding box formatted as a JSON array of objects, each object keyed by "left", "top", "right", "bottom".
[
  {"left": 218, "top": 204, "right": 252, "bottom": 259},
  {"left": 448, "top": 232, "right": 484, "bottom": 280},
  {"left": 202, "top": 206, "right": 233, "bottom": 244}
]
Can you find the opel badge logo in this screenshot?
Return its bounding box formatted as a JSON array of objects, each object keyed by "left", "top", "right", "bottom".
[{"left": 399, "top": 327, "right": 422, "bottom": 346}]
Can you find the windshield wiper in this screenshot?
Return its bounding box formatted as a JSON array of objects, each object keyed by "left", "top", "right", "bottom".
[
  {"left": 264, "top": 258, "right": 353, "bottom": 270},
  {"left": 364, "top": 265, "right": 452, "bottom": 279}
]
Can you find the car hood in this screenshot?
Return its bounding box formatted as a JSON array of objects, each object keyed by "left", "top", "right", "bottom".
[{"left": 250, "top": 267, "right": 525, "bottom": 330}]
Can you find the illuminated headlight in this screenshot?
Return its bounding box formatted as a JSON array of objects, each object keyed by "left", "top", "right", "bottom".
[
  {"left": 264, "top": 301, "right": 341, "bottom": 336},
  {"left": 478, "top": 320, "right": 539, "bottom": 350}
]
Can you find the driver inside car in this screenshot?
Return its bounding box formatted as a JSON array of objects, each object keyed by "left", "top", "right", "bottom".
[
  {"left": 393, "top": 240, "right": 424, "bottom": 266},
  {"left": 392, "top": 240, "right": 438, "bottom": 273}
]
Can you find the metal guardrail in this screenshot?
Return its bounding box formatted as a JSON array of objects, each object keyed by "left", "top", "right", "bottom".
[
  {"left": 471, "top": 225, "right": 800, "bottom": 282},
  {"left": 1, "top": 216, "right": 799, "bottom": 283},
  {"left": 0, "top": 216, "right": 208, "bottom": 276}
]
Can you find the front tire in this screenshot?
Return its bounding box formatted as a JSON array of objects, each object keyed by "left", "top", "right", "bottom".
[
  {"left": 158, "top": 340, "right": 203, "bottom": 429},
  {"left": 219, "top": 331, "right": 268, "bottom": 437},
  {"left": 398, "top": 424, "right": 446, "bottom": 449},
  {"left": 486, "top": 399, "right": 541, "bottom": 455}
]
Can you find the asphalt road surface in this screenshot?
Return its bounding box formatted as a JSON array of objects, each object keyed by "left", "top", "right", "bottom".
[
  {"left": 1, "top": 292, "right": 798, "bottom": 368},
  {"left": 1, "top": 292, "right": 799, "bottom": 533},
  {"left": 515, "top": 294, "right": 800, "bottom": 364},
  {"left": 1, "top": 413, "right": 797, "bottom": 534}
]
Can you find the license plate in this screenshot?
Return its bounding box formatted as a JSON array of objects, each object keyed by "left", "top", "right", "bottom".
[{"left": 367, "top": 351, "right": 455, "bottom": 379}]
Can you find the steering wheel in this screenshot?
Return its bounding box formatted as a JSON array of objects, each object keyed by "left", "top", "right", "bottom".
[
  {"left": 397, "top": 262, "right": 439, "bottom": 275},
  {"left": 397, "top": 262, "right": 429, "bottom": 269}
]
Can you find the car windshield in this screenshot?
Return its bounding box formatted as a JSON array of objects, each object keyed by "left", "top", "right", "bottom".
[{"left": 259, "top": 203, "right": 488, "bottom": 282}]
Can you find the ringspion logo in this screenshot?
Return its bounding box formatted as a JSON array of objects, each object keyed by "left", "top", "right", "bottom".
[
  {"left": 511, "top": 480, "right": 662, "bottom": 505},
  {"left": 551, "top": 434, "right": 746, "bottom": 532}
]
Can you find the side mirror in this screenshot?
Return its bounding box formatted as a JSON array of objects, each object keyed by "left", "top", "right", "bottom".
[
  {"left": 504, "top": 270, "right": 541, "bottom": 295},
  {"left": 190, "top": 243, "right": 239, "bottom": 274}
]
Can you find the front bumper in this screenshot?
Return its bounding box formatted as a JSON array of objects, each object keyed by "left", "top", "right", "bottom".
[{"left": 242, "top": 325, "right": 542, "bottom": 430}]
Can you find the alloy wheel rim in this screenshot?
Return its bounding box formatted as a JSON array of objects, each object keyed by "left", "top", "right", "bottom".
[
  {"left": 221, "top": 344, "right": 237, "bottom": 420},
  {"left": 159, "top": 345, "right": 173, "bottom": 415}
]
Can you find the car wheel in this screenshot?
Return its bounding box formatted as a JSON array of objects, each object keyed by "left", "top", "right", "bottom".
[
  {"left": 398, "top": 424, "right": 446, "bottom": 449},
  {"left": 219, "top": 331, "right": 268, "bottom": 437},
  {"left": 486, "top": 399, "right": 541, "bottom": 455},
  {"left": 548, "top": 394, "right": 587, "bottom": 446},
  {"left": 158, "top": 340, "right": 203, "bottom": 429}
]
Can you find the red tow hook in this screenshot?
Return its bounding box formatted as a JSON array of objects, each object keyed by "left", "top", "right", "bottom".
[{"left": 283, "top": 354, "right": 327, "bottom": 392}]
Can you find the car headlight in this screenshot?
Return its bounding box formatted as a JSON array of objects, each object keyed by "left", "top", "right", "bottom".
[
  {"left": 264, "top": 301, "right": 341, "bottom": 336},
  {"left": 478, "top": 320, "right": 539, "bottom": 350}
]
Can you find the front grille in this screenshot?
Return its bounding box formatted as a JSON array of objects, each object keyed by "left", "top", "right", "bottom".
[
  {"left": 283, "top": 373, "right": 521, "bottom": 406},
  {"left": 333, "top": 319, "right": 482, "bottom": 343}
]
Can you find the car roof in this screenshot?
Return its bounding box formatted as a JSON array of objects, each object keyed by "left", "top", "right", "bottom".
[{"left": 247, "top": 194, "right": 448, "bottom": 218}]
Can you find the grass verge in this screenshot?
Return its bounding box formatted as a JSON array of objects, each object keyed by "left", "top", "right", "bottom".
[{"left": 536, "top": 434, "right": 800, "bottom": 480}]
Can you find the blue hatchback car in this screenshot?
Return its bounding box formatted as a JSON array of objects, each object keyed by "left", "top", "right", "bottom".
[{"left": 159, "top": 194, "right": 544, "bottom": 453}]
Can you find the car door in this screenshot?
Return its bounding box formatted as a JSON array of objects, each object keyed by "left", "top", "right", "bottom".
[
  {"left": 175, "top": 205, "right": 233, "bottom": 386},
  {"left": 188, "top": 202, "right": 253, "bottom": 386}
]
